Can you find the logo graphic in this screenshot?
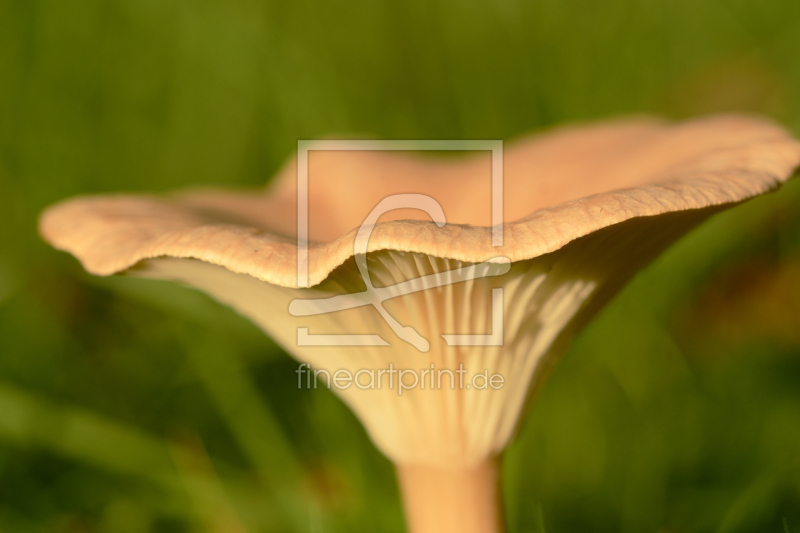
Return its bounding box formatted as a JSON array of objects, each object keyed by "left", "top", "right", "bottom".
[{"left": 290, "top": 140, "right": 506, "bottom": 352}]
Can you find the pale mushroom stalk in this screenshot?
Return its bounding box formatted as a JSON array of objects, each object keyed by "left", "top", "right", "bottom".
[
  {"left": 397, "top": 457, "right": 504, "bottom": 533},
  {"left": 39, "top": 116, "right": 800, "bottom": 533}
]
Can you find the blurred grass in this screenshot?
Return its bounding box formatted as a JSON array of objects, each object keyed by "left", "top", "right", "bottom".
[{"left": 2, "top": 0, "right": 800, "bottom": 531}]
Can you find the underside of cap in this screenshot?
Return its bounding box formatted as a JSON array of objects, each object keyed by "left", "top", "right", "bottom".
[
  {"left": 128, "top": 204, "right": 721, "bottom": 467},
  {"left": 39, "top": 115, "right": 800, "bottom": 289}
]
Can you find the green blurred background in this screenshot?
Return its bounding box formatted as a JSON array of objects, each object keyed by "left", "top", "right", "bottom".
[{"left": 2, "top": 0, "right": 800, "bottom": 531}]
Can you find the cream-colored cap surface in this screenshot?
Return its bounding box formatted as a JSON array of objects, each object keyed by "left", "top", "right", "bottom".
[{"left": 39, "top": 115, "right": 800, "bottom": 288}]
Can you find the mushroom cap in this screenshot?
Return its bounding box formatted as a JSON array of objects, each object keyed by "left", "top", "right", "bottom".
[
  {"left": 39, "top": 115, "right": 800, "bottom": 289},
  {"left": 38, "top": 115, "right": 800, "bottom": 467}
]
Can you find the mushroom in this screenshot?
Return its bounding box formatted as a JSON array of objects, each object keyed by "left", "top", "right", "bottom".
[{"left": 39, "top": 115, "right": 800, "bottom": 533}]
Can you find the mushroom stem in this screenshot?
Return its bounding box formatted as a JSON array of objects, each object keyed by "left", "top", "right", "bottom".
[{"left": 397, "top": 456, "right": 504, "bottom": 533}]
